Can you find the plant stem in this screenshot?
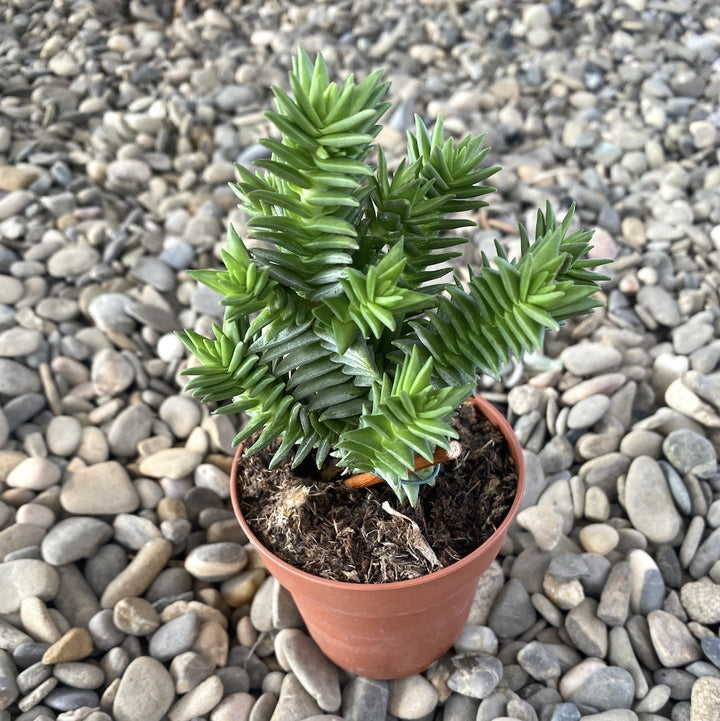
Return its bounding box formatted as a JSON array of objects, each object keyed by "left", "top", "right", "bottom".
[{"left": 344, "top": 441, "right": 462, "bottom": 489}]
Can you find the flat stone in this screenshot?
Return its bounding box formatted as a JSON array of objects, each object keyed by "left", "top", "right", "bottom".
[
  {"left": 270, "top": 672, "right": 322, "bottom": 721},
  {"left": 690, "top": 676, "right": 720, "bottom": 721},
  {"left": 101, "top": 538, "right": 173, "bottom": 608},
  {"left": 0, "top": 360, "right": 41, "bottom": 396},
  {"left": 387, "top": 674, "right": 438, "bottom": 719},
  {"left": 560, "top": 660, "right": 634, "bottom": 713},
  {"left": 47, "top": 245, "right": 100, "bottom": 278},
  {"left": 52, "top": 661, "right": 105, "bottom": 689},
  {"left": 184, "top": 542, "right": 247, "bottom": 582},
  {"left": 165, "top": 674, "right": 222, "bottom": 721},
  {"left": 107, "top": 403, "right": 155, "bottom": 457},
  {"left": 138, "top": 448, "right": 203, "bottom": 479},
  {"left": 87, "top": 293, "right": 135, "bottom": 335},
  {"left": 468, "top": 562, "right": 505, "bottom": 625},
  {"left": 85, "top": 544, "right": 128, "bottom": 597},
  {"left": 113, "top": 597, "right": 160, "bottom": 636},
  {"left": 578, "top": 524, "right": 619, "bottom": 555},
  {"left": 221, "top": 568, "right": 265, "bottom": 608},
  {"left": 647, "top": 610, "right": 701, "bottom": 667},
  {"left": 453, "top": 625, "right": 498, "bottom": 656},
  {"left": 597, "top": 562, "right": 631, "bottom": 627},
  {"left": 45, "top": 415, "right": 83, "bottom": 457},
  {"left": 61, "top": 461, "right": 139, "bottom": 515},
  {"left": 700, "top": 635, "right": 720, "bottom": 669},
  {"left": 517, "top": 641, "right": 562, "bottom": 681},
  {"left": 6, "top": 456, "right": 61, "bottom": 491},
  {"left": 113, "top": 656, "right": 175, "bottom": 721},
  {"left": 567, "top": 395, "right": 610, "bottom": 429},
  {"left": 113, "top": 513, "right": 163, "bottom": 549},
  {"left": 662, "top": 428, "right": 717, "bottom": 477},
  {"left": 19, "top": 597, "right": 62, "bottom": 644},
  {"left": 680, "top": 580, "right": 720, "bottom": 624},
  {"left": 91, "top": 348, "right": 135, "bottom": 396},
  {"left": 0, "top": 327, "right": 43, "bottom": 357},
  {"left": 561, "top": 344, "right": 622, "bottom": 376},
  {"left": 54, "top": 563, "right": 100, "bottom": 627},
  {"left": 0, "top": 648, "right": 19, "bottom": 711},
  {"left": 41, "top": 628, "right": 93, "bottom": 664},
  {"left": 629, "top": 550, "right": 665, "bottom": 614},
  {"left": 0, "top": 559, "right": 59, "bottom": 613},
  {"left": 193, "top": 463, "right": 231, "bottom": 499},
  {"left": 41, "top": 517, "right": 113, "bottom": 565},
  {"left": 516, "top": 504, "right": 564, "bottom": 550},
  {"left": 208, "top": 691, "right": 255, "bottom": 721},
  {"left": 149, "top": 612, "right": 200, "bottom": 662},
  {"left": 487, "top": 578, "right": 537, "bottom": 638},
  {"left": 341, "top": 676, "right": 388, "bottom": 721},
  {"left": 665, "top": 378, "right": 720, "bottom": 428},
  {"left": 0, "top": 523, "right": 47, "bottom": 560},
  {"left": 87, "top": 609, "right": 125, "bottom": 651},
  {"left": 159, "top": 396, "right": 202, "bottom": 440},
  {"left": 565, "top": 599, "right": 608, "bottom": 657},
  {"left": 170, "top": 651, "right": 214, "bottom": 694},
  {"left": 689, "top": 528, "right": 720, "bottom": 578},
  {"left": 274, "top": 629, "right": 341, "bottom": 712},
  {"left": 624, "top": 456, "right": 682, "bottom": 543},
  {"left": 447, "top": 655, "right": 503, "bottom": 700},
  {"left": 672, "top": 321, "right": 714, "bottom": 355}
]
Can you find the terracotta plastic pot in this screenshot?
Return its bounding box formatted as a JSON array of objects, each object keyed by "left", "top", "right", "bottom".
[{"left": 230, "top": 395, "right": 525, "bottom": 679}]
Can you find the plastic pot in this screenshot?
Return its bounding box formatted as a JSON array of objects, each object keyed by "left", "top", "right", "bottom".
[{"left": 230, "top": 395, "right": 525, "bottom": 679}]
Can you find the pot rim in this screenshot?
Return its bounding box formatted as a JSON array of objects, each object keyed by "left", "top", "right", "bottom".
[{"left": 229, "top": 394, "right": 525, "bottom": 592}]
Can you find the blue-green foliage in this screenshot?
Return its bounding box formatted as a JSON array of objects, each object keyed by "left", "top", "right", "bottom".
[{"left": 178, "top": 50, "right": 610, "bottom": 504}]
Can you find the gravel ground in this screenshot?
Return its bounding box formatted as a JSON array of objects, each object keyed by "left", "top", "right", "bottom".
[{"left": 1, "top": 0, "right": 720, "bottom": 720}]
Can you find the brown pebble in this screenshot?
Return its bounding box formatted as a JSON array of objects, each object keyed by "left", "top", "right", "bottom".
[{"left": 42, "top": 627, "right": 94, "bottom": 664}]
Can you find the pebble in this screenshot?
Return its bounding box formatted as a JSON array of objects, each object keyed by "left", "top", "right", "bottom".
[
  {"left": 647, "top": 610, "right": 701, "bottom": 667},
  {"left": 165, "top": 674, "right": 223, "bottom": 721},
  {"left": 560, "top": 344, "right": 622, "bottom": 376},
  {"left": 112, "top": 597, "right": 160, "bottom": 636},
  {"left": 387, "top": 675, "right": 438, "bottom": 719},
  {"left": 0, "top": 559, "right": 59, "bottom": 614},
  {"left": 690, "top": 676, "right": 720, "bottom": 721},
  {"left": 91, "top": 349, "right": 135, "bottom": 396},
  {"left": 113, "top": 657, "right": 175, "bottom": 721},
  {"left": 138, "top": 448, "right": 203, "bottom": 479},
  {"left": 184, "top": 542, "right": 247, "bottom": 582},
  {"left": 19, "top": 597, "right": 62, "bottom": 644},
  {"left": 41, "top": 628, "right": 94, "bottom": 664},
  {"left": 61, "top": 462, "right": 139, "bottom": 515},
  {"left": 559, "top": 660, "right": 635, "bottom": 713},
  {"left": 274, "top": 629, "right": 341, "bottom": 712},
  {"left": 629, "top": 550, "right": 666, "bottom": 615},
  {"left": 100, "top": 538, "right": 173, "bottom": 608},
  {"left": 270, "top": 672, "right": 322, "bottom": 719},
  {"left": 0, "top": 360, "right": 41, "bottom": 396},
  {"left": 487, "top": 579, "right": 537, "bottom": 638},
  {"left": 52, "top": 661, "right": 105, "bottom": 689},
  {"left": 679, "top": 580, "right": 720, "bottom": 624},
  {"left": 342, "top": 676, "right": 388, "bottom": 721},
  {"left": 41, "top": 518, "right": 113, "bottom": 566},
  {"left": 579, "top": 524, "right": 619, "bottom": 555},
  {"left": 623, "top": 456, "right": 683, "bottom": 543},
  {"left": 662, "top": 428, "right": 717, "bottom": 477},
  {"left": 7, "top": 457, "right": 61, "bottom": 492},
  {"left": 149, "top": 612, "right": 200, "bottom": 662}
]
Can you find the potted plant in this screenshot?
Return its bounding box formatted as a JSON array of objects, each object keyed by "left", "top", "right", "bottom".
[{"left": 178, "top": 50, "right": 609, "bottom": 679}]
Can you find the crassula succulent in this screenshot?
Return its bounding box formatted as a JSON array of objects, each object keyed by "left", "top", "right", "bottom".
[{"left": 178, "top": 50, "right": 609, "bottom": 504}]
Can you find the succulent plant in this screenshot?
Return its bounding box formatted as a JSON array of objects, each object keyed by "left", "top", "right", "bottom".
[{"left": 178, "top": 50, "right": 610, "bottom": 504}]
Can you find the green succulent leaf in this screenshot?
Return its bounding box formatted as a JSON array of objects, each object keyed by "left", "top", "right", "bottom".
[{"left": 179, "top": 50, "right": 611, "bottom": 505}]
